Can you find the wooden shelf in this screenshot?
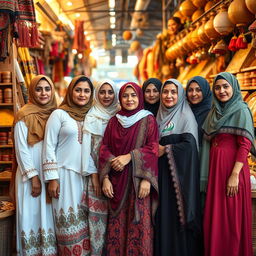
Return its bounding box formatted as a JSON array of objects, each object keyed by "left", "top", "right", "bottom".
[
  {"left": 0, "top": 145, "right": 13, "bottom": 148},
  {"left": 241, "top": 66, "right": 256, "bottom": 73},
  {"left": 0, "top": 161, "right": 12, "bottom": 164},
  {"left": 0, "top": 177, "right": 11, "bottom": 182},
  {"left": 0, "top": 103, "right": 13, "bottom": 106},
  {"left": 0, "top": 125, "right": 12, "bottom": 128},
  {"left": 0, "top": 83, "right": 12, "bottom": 86},
  {"left": 241, "top": 86, "right": 256, "bottom": 90}
]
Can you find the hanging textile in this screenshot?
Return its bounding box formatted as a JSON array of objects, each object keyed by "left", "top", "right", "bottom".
[
  {"left": 0, "top": 0, "right": 39, "bottom": 47},
  {"left": 0, "top": 12, "right": 10, "bottom": 61},
  {"left": 18, "top": 47, "right": 37, "bottom": 87},
  {"left": 73, "top": 20, "right": 86, "bottom": 52}
]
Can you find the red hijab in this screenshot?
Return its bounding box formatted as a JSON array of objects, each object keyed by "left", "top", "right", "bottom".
[
  {"left": 99, "top": 82, "right": 159, "bottom": 217},
  {"left": 117, "top": 82, "right": 144, "bottom": 117}
]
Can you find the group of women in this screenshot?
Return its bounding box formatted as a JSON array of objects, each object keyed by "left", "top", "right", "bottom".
[{"left": 14, "top": 71, "right": 255, "bottom": 256}]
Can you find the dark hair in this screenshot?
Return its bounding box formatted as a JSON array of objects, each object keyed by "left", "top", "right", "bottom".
[
  {"left": 74, "top": 76, "right": 94, "bottom": 92},
  {"left": 168, "top": 17, "right": 183, "bottom": 32}
]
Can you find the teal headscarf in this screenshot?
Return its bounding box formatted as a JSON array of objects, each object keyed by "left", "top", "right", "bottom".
[{"left": 200, "top": 72, "right": 255, "bottom": 192}]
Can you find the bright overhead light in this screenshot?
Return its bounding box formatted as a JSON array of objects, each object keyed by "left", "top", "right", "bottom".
[
  {"left": 110, "top": 17, "right": 116, "bottom": 24},
  {"left": 109, "top": 0, "right": 115, "bottom": 8},
  {"left": 110, "top": 24, "right": 115, "bottom": 29},
  {"left": 87, "top": 36, "right": 91, "bottom": 40},
  {"left": 112, "top": 34, "right": 116, "bottom": 39},
  {"left": 78, "top": 53, "right": 83, "bottom": 59},
  {"left": 84, "top": 31, "right": 88, "bottom": 35},
  {"left": 67, "top": 1, "right": 72, "bottom": 6},
  {"left": 72, "top": 49, "right": 77, "bottom": 54},
  {"left": 110, "top": 11, "right": 115, "bottom": 16},
  {"left": 75, "top": 13, "right": 80, "bottom": 17}
]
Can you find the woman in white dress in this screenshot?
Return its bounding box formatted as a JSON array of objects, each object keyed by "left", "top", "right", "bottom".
[
  {"left": 14, "top": 75, "right": 57, "bottom": 256},
  {"left": 81, "top": 79, "right": 119, "bottom": 255},
  {"left": 43, "top": 75, "right": 95, "bottom": 255}
]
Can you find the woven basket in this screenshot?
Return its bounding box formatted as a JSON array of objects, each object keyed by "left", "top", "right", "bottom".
[{"left": 0, "top": 196, "right": 14, "bottom": 256}]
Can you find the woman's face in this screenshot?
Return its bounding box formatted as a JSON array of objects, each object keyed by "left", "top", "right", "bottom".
[
  {"left": 144, "top": 83, "right": 160, "bottom": 104},
  {"left": 72, "top": 81, "right": 92, "bottom": 106},
  {"left": 187, "top": 82, "right": 203, "bottom": 105},
  {"left": 34, "top": 79, "right": 52, "bottom": 105},
  {"left": 98, "top": 83, "right": 115, "bottom": 107},
  {"left": 167, "top": 19, "right": 179, "bottom": 35},
  {"left": 213, "top": 79, "right": 233, "bottom": 103},
  {"left": 121, "top": 86, "right": 139, "bottom": 111},
  {"left": 161, "top": 83, "right": 178, "bottom": 108}
]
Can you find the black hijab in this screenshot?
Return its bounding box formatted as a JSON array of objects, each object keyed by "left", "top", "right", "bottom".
[
  {"left": 186, "top": 76, "right": 212, "bottom": 144},
  {"left": 142, "top": 78, "right": 162, "bottom": 117}
]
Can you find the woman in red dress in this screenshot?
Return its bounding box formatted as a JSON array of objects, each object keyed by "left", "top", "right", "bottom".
[
  {"left": 99, "top": 82, "right": 159, "bottom": 256},
  {"left": 201, "top": 72, "right": 255, "bottom": 256}
]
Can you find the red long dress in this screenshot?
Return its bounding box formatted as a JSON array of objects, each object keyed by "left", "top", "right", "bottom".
[{"left": 204, "top": 133, "right": 253, "bottom": 256}]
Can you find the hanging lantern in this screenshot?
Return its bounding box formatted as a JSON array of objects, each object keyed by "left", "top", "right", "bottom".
[
  {"left": 123, "top": 31, "right": 132, "bottom": 40},
  {"left": 245, "top": 0, "right": 256, "bottom": 14},
  {"left": 228, "top": 0, "right": 254, "bottom": 27},
  {"left": 179, "top": 0, "right": 197, "bottom": 20},
  {"left": 204, "top": 12, "right": 220, "bottom": 40},
  {"left": 136, "top": 28, "right": 144, "bottom": 37},
  {"left": 212, "top": 39, "right": 228, "bottom": 55},
  {"left": 130, "top": 41, "right": 141, "bottom": 52},
  {"left": 192, "top": 9, "right": 204, "bottom": 22},
  {"left": 191, "top": 0, "right": 207, "bottom": 8},
  {"left": 213, "top": 5, "right": 234, "bottom": 36},
  {"left": 198, "top": 18, "right": 211, "bottom": 45},
  {"left": 204, "top": 0, "right": 215, "bottom": 12}
]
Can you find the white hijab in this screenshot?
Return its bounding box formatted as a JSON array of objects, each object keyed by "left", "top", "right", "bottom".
[{"left": 82, "top": 79, "right": 119, "bottom": 175}]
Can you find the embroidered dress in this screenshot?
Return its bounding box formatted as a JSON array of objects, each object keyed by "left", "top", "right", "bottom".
[
  {"left": 81, "top": 134, "right": 108, "bottom": 255},
  {"left": 15, "top": 121, "right": 57, "bottom": 256},
  {"left": 99, "top": 82, "right": 159, "bottom": 256},
  {"left": 43, "top": 109, "right": 90, "bottom": 255}
]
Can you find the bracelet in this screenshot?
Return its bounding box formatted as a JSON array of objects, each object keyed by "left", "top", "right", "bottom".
[{"left": 103, "top": 175, "right": 109, "bottom": 180}]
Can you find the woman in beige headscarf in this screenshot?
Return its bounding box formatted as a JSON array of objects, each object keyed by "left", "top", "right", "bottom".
[
  {"left": 43, "top": 75, "right": 95, "bottom": 255},
  {"left": 14, "top": 75, "right": 58, "bottom": 256}
]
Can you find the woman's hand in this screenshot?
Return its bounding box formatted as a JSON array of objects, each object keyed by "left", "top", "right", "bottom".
[
  {"left": 111, "top": 153, "right": 131, "bottom": 171},
  {"left": 91, "top": 173, "right": 102, "bottom": 197},
  {"left": 227, "top": 173, "right": 239, "bottom": 197},
  {"left": 102, "top": 177, "right": 114, "bottom": 198},
  {"left": 48, "top": 179, "right": 60, "bottom": 199},
  {"left": 138, "top": 179, "right": 151, "bottom": 199},
  {"left": 31, "top": 175, "right": 41, "bottom": 197},
  {"left": 159, "top": 144, "right": 165, "bottom": 157}
]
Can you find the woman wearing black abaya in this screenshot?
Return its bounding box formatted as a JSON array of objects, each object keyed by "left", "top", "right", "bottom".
[{"left": 155, "top": 79, "right": 201, "bottom": 256}]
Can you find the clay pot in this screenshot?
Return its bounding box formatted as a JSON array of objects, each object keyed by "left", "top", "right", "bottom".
[
  {"left": 191, "top": 25, "right": 202, "bottom": 47},
  {"left": 198, "top": 18, "right": 211, "bottom": 45},
  {"left": 228, "top": 0, "right": 254, "bottom": 27},
  {"left": 204, "top": 12, "right": 220, "bottom": 40},
  {"left": 123, "top": 31, "right": 132, "bottom": 40},
  {"left": 179, "top": 0, "right": 197, "bottom": 19},
  {"left": 191, "top": 0, "right": 207, "bottom": 8},
  {"left": 245, "top": 0, "right": 256, "bottom": 14},
  {"left": 166, "top": 47, "right": 175, "bottom": 60},
  {"left": 204, "top": 0, "right": 215, "bottom": 12},
  {"left": 213, "top": 5, "right": 234, "bottom": 36},
  {"left": 173, "top": 11, "right": 185, "bottom": 23},
  {"left": 192, "top": 9, "right": 204, "bottom": 22}
]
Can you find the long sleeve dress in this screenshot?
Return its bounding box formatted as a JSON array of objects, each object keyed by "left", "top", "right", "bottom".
[
  {"left": 43, "top": 109, "right": 90, "bottom": 255},
  {"left": 81, "top": 134, "right": 108, "bottom": 255},
  {"left": 155, "top": 132, "right": 201, "bottom": 256},
  {"left": 15, "top": 121, "right": 57, "bottom": 256},
  {"left": 99, "top": 115, "right": 159, "bottom": 256},
  {"left": 203, "top": 134, "right": 253, "bottom": 256}
]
